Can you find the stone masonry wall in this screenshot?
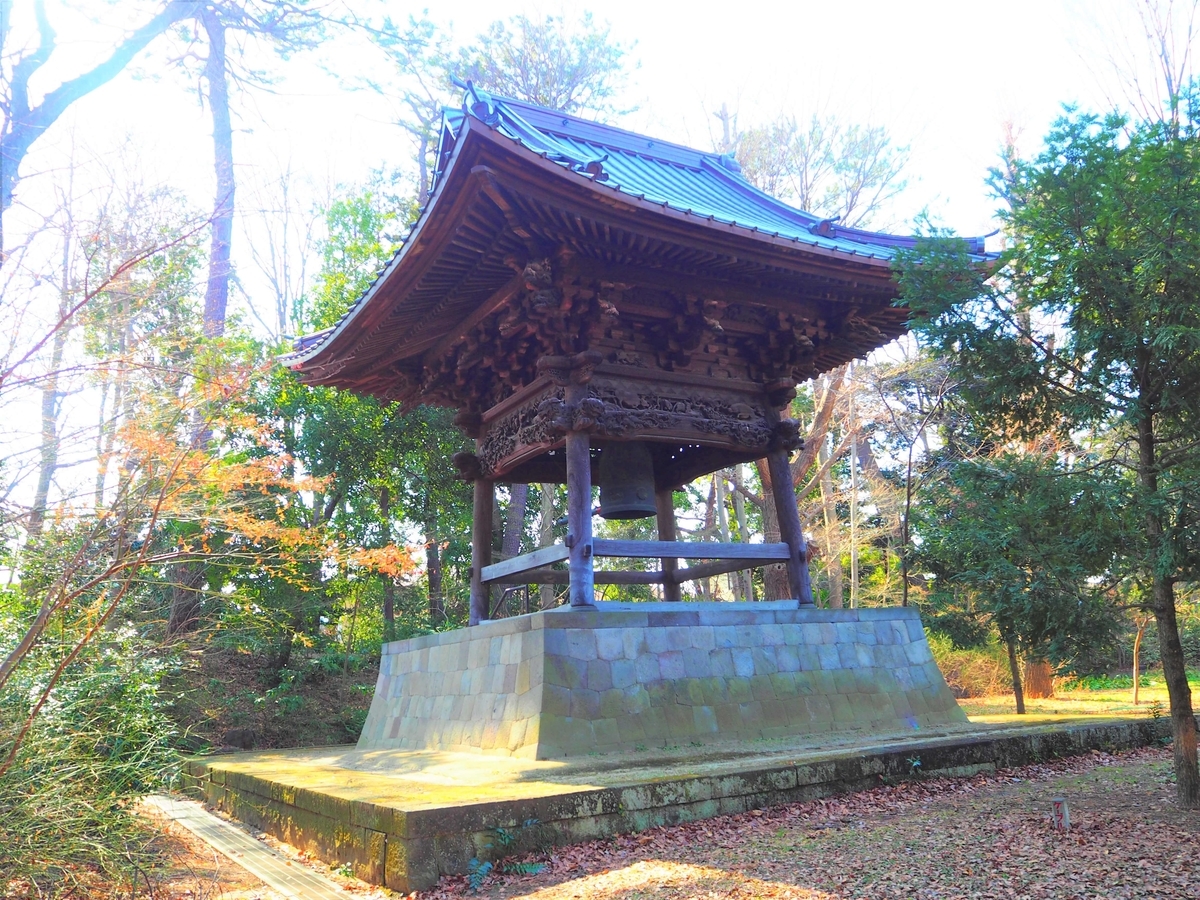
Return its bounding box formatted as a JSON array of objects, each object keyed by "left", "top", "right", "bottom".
[{"left": 357, "top": 602, "right": 966, "bottom": 760}]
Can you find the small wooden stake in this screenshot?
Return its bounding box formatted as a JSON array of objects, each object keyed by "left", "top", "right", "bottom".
[{"left": 1052, "top": 797, "right": 1070, "bottom": 831}]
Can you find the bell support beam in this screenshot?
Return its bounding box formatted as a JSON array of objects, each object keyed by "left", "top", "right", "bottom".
[{"left": 656, "top": 489, "right": 682, "bottom": 602}]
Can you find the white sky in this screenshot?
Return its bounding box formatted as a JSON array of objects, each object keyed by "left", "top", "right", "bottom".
[{"left": 12, "top": 0, "right": 1178, "bottom": 248}]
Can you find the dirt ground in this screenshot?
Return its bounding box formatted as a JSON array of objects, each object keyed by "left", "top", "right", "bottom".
[{"left": 424, "top": 745, "right": 1199, "bottom": 900}]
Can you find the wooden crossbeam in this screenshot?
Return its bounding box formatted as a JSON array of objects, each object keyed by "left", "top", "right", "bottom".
[
  {"left": 488, "top": 568, "right": 664, "bottom": 586},
  {"left": 668, "top": 557, "right": 763, "bottom": 584},
  {"left": 593, "top": 540, "right": 789, "bottom": 561},
  {"left": 481, "top": 544, "right": 569, "bottom": 583},
  {"left": 482, "top": 540, "right": 788, "bottom": 586}
]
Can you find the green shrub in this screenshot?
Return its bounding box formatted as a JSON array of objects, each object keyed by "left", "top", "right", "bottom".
[{"left": 0, "top": 623, "right": 180, "bottom": 895}]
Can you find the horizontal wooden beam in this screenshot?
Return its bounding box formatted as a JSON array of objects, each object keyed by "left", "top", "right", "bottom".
[
  {"left": 669, "top": 557, "right": 765, "bottom": 584},
  {"left": 488, "top": 568, "right": 663, "bottom": 585},
  {"left": 592, "top": 540, "right": 789, "bottom": 561},
  {"left": 481, "top": 544, "right": 569, "bottom": 583}
]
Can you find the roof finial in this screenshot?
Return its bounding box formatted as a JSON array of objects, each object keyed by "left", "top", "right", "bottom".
[{"left": 451, "top": 75, "right": 499, "bottom": 127}]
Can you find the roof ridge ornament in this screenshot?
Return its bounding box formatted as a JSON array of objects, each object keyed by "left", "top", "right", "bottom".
[
  {"left": 452, "top": 76, "right": 500, "bottom": 127},
  {"left": 809, "top": 215, "right": 841, "bottom": 237}
]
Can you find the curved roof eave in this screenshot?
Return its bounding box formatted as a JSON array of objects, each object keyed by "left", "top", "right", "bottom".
[{"left": 285, "top": 104, "right": 990, "bottom": 371}]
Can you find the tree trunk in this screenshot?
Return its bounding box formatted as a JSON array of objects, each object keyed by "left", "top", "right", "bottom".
[
  {"left": 501, "top": 483, "right": 528, "bottom": 561},
  {"left": 379, "top": 485, "right": 396, "bottom": 641},
  {"left": 1006, "top": 638, "right": 1026, "bottom": 715},
  {"left": 201, "top": 9, "right": 233, "bottom": 338},
  {"left": 424, "top": 513, "right": 444, "bottom": 623},
  {"left": 755, "top": 458, "right": 789, "bottom": 600},
  {"left": 166, "top": 560, "right": 206, "bottom": 637},
  {"left": 1023, "top": 658, "right": 1055, "bottom": 699},
  {"left": 1154, "top": 575, "right": 1199, "bottom": 807},
  {"left": 539, "top": 484, "right": 556, "bottom": 609},
  {"left": 731, "top": 466, "right": 753, "bottom": 601},
  {"left": 1137, "top": 407, "right": 1199, "bottom": 807},
  {"left": 818, "top": 439, "right": 843, "bottom": 609},
  {"left": 28, "top": 222, "right": 74, "bottom": 537}
]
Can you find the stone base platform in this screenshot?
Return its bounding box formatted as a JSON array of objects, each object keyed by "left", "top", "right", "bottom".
[
  {"left": 182, "top": 717, "right": 1169, "bottom": 893},
  {"left": 358, "top": 602, "right": 967, "bottom": 758}
]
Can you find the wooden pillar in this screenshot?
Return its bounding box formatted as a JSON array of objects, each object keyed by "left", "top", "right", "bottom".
[
  {"left": 656, "top": 489, "right": 682, "bottom": 602},
  {"left": 766, "top": 447, "right": 815, "bottom": 606},
  {"left": 469, "top": 477, "right": 494, "bottom": 625},
  {"left": 564, "top": 428, "right": 595, "bottom": 608}
]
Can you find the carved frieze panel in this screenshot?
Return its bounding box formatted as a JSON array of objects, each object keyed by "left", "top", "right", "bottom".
[{"left": 475, "top": 370, "right": 780, "bottom": 480}]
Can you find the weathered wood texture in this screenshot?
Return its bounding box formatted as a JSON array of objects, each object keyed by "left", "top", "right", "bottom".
[{"left": 593, "top": 540, "right": 790, "bottom": 560}]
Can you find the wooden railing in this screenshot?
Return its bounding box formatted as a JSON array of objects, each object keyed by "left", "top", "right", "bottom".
[{"left": 481, "top": 540, "right": 789, "bottom": 587}]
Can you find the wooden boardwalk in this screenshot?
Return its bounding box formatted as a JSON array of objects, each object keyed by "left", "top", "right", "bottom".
[{"left": 144, "top": 794, "right": 347, "bottom": 900}]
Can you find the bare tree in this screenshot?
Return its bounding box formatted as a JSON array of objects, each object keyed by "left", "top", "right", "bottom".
[
  {"left": 734, "top": 114, "right": 908, "bottom": 228},
  {"left": 0, "top": 0, "right": 197, "bottom": 259}
]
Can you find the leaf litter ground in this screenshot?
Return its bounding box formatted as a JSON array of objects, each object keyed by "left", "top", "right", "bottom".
[{"left": 424, "top": 745, "right": 1198, "bottom": 900}]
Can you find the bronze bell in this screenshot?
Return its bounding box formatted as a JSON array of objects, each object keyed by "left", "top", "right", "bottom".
[{"left": 597, "top": 441, "right": 657, "bottom": 519}]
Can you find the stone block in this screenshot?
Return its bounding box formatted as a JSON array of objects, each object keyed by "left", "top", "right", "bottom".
[
  {"left": 709, "top": 648, "right": 735, "bottom": 678},
  {"left": 829, "top": 693, "right": 858, "bottom": 725},
  {"left": 635, "top": 653, "right": 662, "bottom": 683},
  {"left": 836, "top": 643, "right": 860, "bottom": 669},
  {"left": 800, "top": 622, "right": 824, "bottom": 645},
  {"left": 592, "top": 717, "right": 621, "bottom": 749},
  {"left": 751, "top": 647, "right": 778, "bottom": 675},
  {"left": 770, "top": 671, "right": 798, "bottom": 699},
  {"left": 645, "top": 628, "right": 671, "bottom": 654},
  {"left": 737, "top": 700, "right": 765, "bottom": 732},
  {"left": 776, "top": 644, "right": 800, "bottom": 673},
  {"left": 611, "top": 658, "right": 637, "bottom": 689},
  {"left": 546, "top": 655, "right": 588, "bottom": 688},
  {"left": 817, "top": 644, "right": 840, "bottom": 670},
  {"left": 666, "top": 679, "right": 695, "bottom": 707},
  {"left": 615, "top": 714, "right": 647, "bottom": 744},
  {"left": 542, "top": 683, "right": 570, "bottom": 716},
  {"left": 586, "top": 659, "right": 613, "bottom": 692},
  {"left": 759, "top": 623, "right": 785, "bottom": 646},
  {"left": 566, "top": 630, "right": 598, "bottom": 661},
  {"left": 749, "top": 674, "right": 777, "bottom": 702},
  {"left": 692, "top": 705, "right": 720, "bottom": 734},
  {"left": 699, "top": 676, "right": 730, "bottom": 706},
  {"left": 682, "top": 647, "right": 710, "bottom": 678},
  {"left": 727, "top": 677, "right": 753, "bottom": 703},
  {"left": 732, "top": 648, "right": 756, "bottom": 678},
  {"left": 598, "top": 688, "right": 626, "bottom": 718},
  {"left": 595, "top": 629, "right": 626, "bottom": 661},
  {"left": 690, "top": 625, "right": 716, "bottom": 651},
  {"left": 659, "top": 650, "right": 687, "bottom": 680},
  {"left": 713, "top": 625, "right": 738, "bottom": 648},
  {"left": 904, "top": 640, "right": 933, "bottom": 665},
  {"left": 569, "top": 688, "right": 601, "bottom": 719},
  {"left": 622, "top": 627, "right": 648, "bottom": 659}
]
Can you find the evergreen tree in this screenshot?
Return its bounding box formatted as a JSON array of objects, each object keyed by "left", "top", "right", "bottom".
[{"left": 897, "top": 95, "right": 1200, "bottom": 805}]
